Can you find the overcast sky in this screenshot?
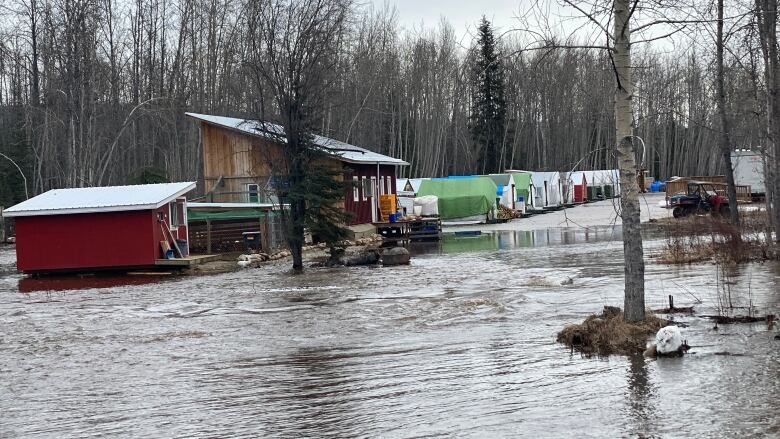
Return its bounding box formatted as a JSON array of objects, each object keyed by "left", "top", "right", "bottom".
[
  {"left": 369, "top": 0, "right": 594, "bottom": 48},
  {"left": 378, "top": 0, "right": 523, "bottom": 38}
]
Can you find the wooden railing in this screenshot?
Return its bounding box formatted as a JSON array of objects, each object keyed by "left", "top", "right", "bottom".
[{"left": 665, "top": 177, "right": 752, "bottom": 202}]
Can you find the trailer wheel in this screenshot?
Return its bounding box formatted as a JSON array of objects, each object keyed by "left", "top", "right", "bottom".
[{"left": 672, "top": 206, "right": 687, "bottom": 218}]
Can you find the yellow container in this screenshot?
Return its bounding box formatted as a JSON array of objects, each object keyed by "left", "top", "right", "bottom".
[{"left": 379, "top": 194, "right": 397, "bottom": 220}]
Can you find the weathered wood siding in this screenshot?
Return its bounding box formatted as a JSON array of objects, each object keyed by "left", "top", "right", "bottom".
[
  {"left": 199, "top": 121, "right": 397, "bottom": 224},
  {"left": 201, "top": 122, "right": 287, "bottom": 202}
]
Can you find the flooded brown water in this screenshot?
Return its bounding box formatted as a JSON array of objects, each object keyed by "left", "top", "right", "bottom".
[{"left": 1, "top": 228, "right": 779, "bottom": 438}]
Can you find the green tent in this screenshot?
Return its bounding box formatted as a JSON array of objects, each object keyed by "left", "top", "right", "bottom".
[
  {"left": 417, "top": 177, "right": 497, "bottom": 220},
  {"left": 510, "top": 172, "right": 533, "bottom": 206}
]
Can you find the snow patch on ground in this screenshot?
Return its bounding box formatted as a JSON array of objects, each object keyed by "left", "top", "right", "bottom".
[{"left": 444, "top": 193, "right": 671, "bottom": 232}]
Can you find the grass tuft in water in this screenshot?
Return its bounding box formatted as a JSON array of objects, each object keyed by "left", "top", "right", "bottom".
[{"left": 557, "top": 306, "right": 669, "bottom": 356}]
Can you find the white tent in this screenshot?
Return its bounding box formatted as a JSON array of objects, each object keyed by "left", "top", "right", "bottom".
[
  {"left": 582, "top": 169, "right": 621, "bottom": 198},
  {"left": 529, "top": 171, "right": 563, "bottom": 207},
  {"left": 560, "top": 172, "right": 575, "bottom": 204},
  {"left": 505, "top": 170, "right": 537, "bottom": 210}
]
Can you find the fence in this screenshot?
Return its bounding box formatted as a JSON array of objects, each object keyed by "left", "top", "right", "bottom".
[
  {"left": 188, "top": 213, "right": 285, "bottom": 254},
  {"left": 665, "top": 178, "right": 752, "bottom": 202}
]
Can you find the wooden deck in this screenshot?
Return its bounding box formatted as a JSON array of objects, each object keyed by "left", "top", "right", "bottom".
[
  {"left": 374, "top": 218, "right": 442, "bottom": 242},
  {"left": 155, "top": 254, "right": 221, "bottom": 266}
]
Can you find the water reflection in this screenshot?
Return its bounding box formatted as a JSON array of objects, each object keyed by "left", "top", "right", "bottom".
[
  {"left": 2, "top": 229, "right": 780, "bottom": 437},
  {"left": 411, "top": 226, "right": 636, "bottom": 256},
  {"left": 18, "top": 274, "right": 168, "bottom": 293},
  {"left": 283, "top": 346, "right": 361, "bottom": 437},
  {"left": 626, "top": 354, "right": 657, "bottom": 437}
]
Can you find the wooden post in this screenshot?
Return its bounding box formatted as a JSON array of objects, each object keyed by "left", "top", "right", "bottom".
[
  {"left": 261, "top": 214, "right": 270, "bottom": 253},
  {"left": 206, "top": 219, "right": 212, "bottom": 254}
]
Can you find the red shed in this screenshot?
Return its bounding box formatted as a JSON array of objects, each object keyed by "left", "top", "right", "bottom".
[
  {"left": 571, "top": 172, "right": 588, "bottom": 203},
  {"left": 4, "top": 182, "right": 195, "bottom": 274}
]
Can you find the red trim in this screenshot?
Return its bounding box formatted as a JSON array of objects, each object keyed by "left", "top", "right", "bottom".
[{"left": 343, "top": 164, "right": 397, "bottom": 225}]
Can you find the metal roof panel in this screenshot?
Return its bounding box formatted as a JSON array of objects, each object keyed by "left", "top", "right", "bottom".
[
  {"left": 3, "top": 182, "right": 196, "bottom": 217},
  {"left": 186, "top": 113, "right": 409, "bottom": 166}
]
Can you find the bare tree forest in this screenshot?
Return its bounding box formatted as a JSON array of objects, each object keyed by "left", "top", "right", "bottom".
[{"left": 0, "top": 0, "right": 770, "bottom": 208}]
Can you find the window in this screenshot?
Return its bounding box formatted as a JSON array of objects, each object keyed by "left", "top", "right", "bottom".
[
  {"left": 379, "top": 177, "right": 385, "bottom": 196},
  {"left": 169, "top": 201, "right": 184, "bottom": 227},
  {"left": 353, "top": 176, "right": 359, "bottom": 202},
  {"left": 370, "top": 177, "right": 377, "bottom": 199},
  {"left": 387, "top": 176, "right": 393, "bottom": 194},
  {"left": 361, "top": 176, "right": 368, "bottom": 201},
  {"left": 247, "top": 183, "right": 260, "bottom": 203},
  {"left": 362, "top": 176, "right": 373, "bottom": 200}
]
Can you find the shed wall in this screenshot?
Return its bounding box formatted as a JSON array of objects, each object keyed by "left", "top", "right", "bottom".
[{"left": 15, "top": 210, "right": 158, "bottom": 273}]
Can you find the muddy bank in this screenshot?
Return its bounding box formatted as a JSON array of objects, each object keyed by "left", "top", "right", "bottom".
[{"left": 185, "top": 235, "right": 386, "bottom": 275}]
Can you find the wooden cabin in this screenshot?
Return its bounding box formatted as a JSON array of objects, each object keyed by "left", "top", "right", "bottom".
[
  {"left": 4, "top": 182, "right": 195, "bottom": 273},
  {"left": 187, "top": 113, "right": 408, "bottom": 225}
]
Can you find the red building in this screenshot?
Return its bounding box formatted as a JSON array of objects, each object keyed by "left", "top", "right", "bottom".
[
  {"left": 4, "top": 182, "right": 195, "bottom": 273},
  {"left": 186, "top": 113, "right": 408, "bottom": 225},
  {"left": 571, "top": 172, "right": 588, "bottom": 203}
]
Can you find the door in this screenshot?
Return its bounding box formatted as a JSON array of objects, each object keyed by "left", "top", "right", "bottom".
[{"left": 511, "top": 184, "right": 516, "bottom": 209}]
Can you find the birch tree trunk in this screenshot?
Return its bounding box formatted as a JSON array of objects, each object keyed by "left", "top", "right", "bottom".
[
  {"left": 614, "top": 0, "right": 645, "bottom": 322},
  {"left": 716, "top": 0, "right": 740, "bottom": 226},
  {"left": 756, "top": 0, "right": 780, "bottom": 241}
]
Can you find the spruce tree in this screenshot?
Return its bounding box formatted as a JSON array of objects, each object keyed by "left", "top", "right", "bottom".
[{"left": 469, "top": 17, "right": 507, "bottom": 174}]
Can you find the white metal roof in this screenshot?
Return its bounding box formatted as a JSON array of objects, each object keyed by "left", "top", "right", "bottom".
[
  {"left": 186, "top": 113, "right": 409, "bottom": 166},
  {"left": 3, "top": 182, "right": 196, "bottom": 217}
]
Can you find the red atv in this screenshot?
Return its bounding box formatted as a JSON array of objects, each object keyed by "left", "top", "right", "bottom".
[{"left": 669, "top": 182, "right": 730, "bottom": 218}]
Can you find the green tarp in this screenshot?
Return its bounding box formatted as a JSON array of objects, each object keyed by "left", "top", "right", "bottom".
[
  {"left": 417, "top": 177, "right": 497, "bottom": 220},
  {"left": 188, "top": 208, "right": 278, "bottom": 221},
  {"left": 510, "top": 172, "right": 532, "bottom": 205}
]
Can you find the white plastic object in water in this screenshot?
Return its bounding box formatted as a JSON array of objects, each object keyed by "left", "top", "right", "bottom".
[
  {"left": 414, "top": 195, "right": 439, "bottom": 216},
  {"left": 655, "top": 325, "right": 683, "bottom": 354}
]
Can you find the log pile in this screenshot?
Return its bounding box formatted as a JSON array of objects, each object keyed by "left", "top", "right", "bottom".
[{"left": 497, "top": 204, "right": 521, "bottom": 220}]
